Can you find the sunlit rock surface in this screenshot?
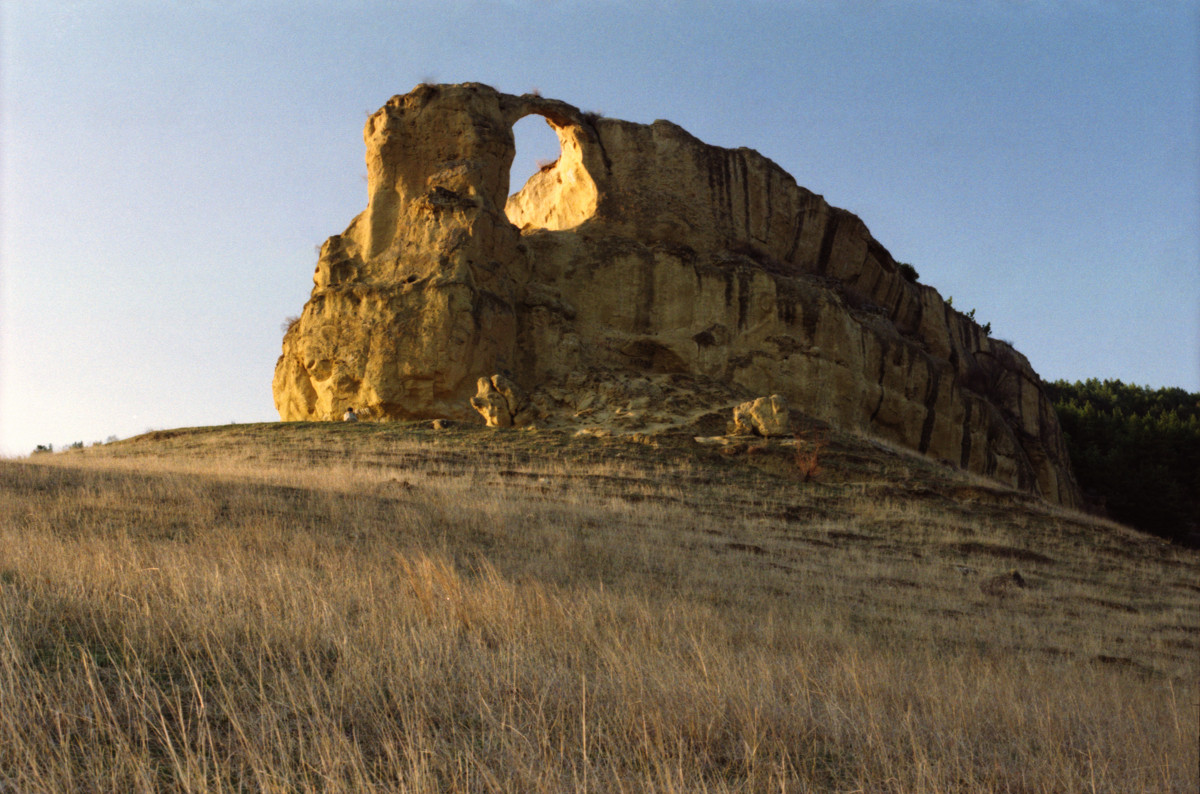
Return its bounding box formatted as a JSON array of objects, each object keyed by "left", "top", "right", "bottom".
[{"left": 274, "top": 82, "right": 1080, "bottom": 505}]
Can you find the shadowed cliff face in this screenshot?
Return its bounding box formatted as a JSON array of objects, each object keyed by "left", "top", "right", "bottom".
[{"left": 274, "top": 82, "right": 1080, "bottom": 506}]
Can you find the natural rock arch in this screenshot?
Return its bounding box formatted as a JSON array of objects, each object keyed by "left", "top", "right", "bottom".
[
  {"left": 274, "top": 82, "right": 1081, "bottom": 507},
  {"left": 505, "top": 111, "right": 599, "bottom": 233},
  {"left": 508, "top": 115, "right": 560, "bottom": 196}
]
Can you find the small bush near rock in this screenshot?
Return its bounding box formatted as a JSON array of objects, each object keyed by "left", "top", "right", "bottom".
[{"left": 794, "top": 431, "right": 827, "bottom": 482}]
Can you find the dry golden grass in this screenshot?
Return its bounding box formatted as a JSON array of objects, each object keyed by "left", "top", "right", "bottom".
[{"left": 1, "top": 421, "right": 1196, "bottom": 792}]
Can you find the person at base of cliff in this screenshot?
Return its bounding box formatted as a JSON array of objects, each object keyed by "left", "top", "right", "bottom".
[{"left": 342, "top": 407, "right": 358, "bottom": 422}]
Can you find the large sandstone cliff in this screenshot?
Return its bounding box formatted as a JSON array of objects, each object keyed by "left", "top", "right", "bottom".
[{"left": 274, "top": 82, "right": 1080, "bottom": 506}]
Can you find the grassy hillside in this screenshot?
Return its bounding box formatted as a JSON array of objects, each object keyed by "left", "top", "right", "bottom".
[{"left": 2, "top": 421, "right": 1196, "bottom": 792}]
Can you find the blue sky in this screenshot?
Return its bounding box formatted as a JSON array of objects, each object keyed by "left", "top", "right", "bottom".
[{"left": 2, "top": 0, "right": 1197, "bottom": 455}]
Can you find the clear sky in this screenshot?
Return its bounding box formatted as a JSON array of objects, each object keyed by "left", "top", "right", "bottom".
[{"left": 2, "top": 0, "right": 1197, "bottom": 456}]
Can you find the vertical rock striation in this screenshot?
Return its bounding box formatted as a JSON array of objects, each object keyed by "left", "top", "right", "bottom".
[{"left": 274, "top": 83, "right": 1080, "bottom": 506}]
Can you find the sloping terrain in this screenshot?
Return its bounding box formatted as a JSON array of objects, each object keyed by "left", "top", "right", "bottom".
[{"left": 1, "top": 421, "right": 1196, "bottom": 792}]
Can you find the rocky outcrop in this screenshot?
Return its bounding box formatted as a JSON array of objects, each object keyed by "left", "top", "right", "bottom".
[
  {"left": 733, "top": 395, "right": 791, "bottom": 437},
  {"left": 470, "top": 373, "right": 531, "bottom": 428},
  {"left": 274, "top": 82, "right": 1080, "bottom": 506}
]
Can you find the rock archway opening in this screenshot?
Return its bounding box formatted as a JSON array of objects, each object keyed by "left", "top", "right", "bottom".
[
  {"left": 505, "top": 112, "right": 599, "bottom": 233},
  {"left": 509, "top": 115, "right": 562, "bottom": 199}
]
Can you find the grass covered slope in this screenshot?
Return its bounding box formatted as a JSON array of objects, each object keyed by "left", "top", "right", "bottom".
[{"left": 2, "top": 422, "right": 1197, "bottom": 792}]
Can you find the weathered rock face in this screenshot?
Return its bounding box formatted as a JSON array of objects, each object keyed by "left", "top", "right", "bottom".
[
  {"left": 275, "top": 82, "right": 1080, "bottom": 506},
  {"left": 733, "top": 395, "right": 791, "bottom": 438}
]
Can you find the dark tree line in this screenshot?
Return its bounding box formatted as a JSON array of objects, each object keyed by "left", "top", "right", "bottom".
[{"left": 1046, "top": 379, "right": 1200, "bottom": 546}]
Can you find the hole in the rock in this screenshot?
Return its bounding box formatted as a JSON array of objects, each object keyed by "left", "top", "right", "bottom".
[
  {"left": 509, "top": 115, "right": 562, "bottom": 197},
  {"left": 506, "top": 113, "right": 599, "bottom": 232}
]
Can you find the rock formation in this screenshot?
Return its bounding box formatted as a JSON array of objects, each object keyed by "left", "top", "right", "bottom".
[
  {"left": 733, "top": 395, "right": 791, "bottom": 438},
  {"left": 274, "top": 82, "right": 1080, "bottom": 506}
]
